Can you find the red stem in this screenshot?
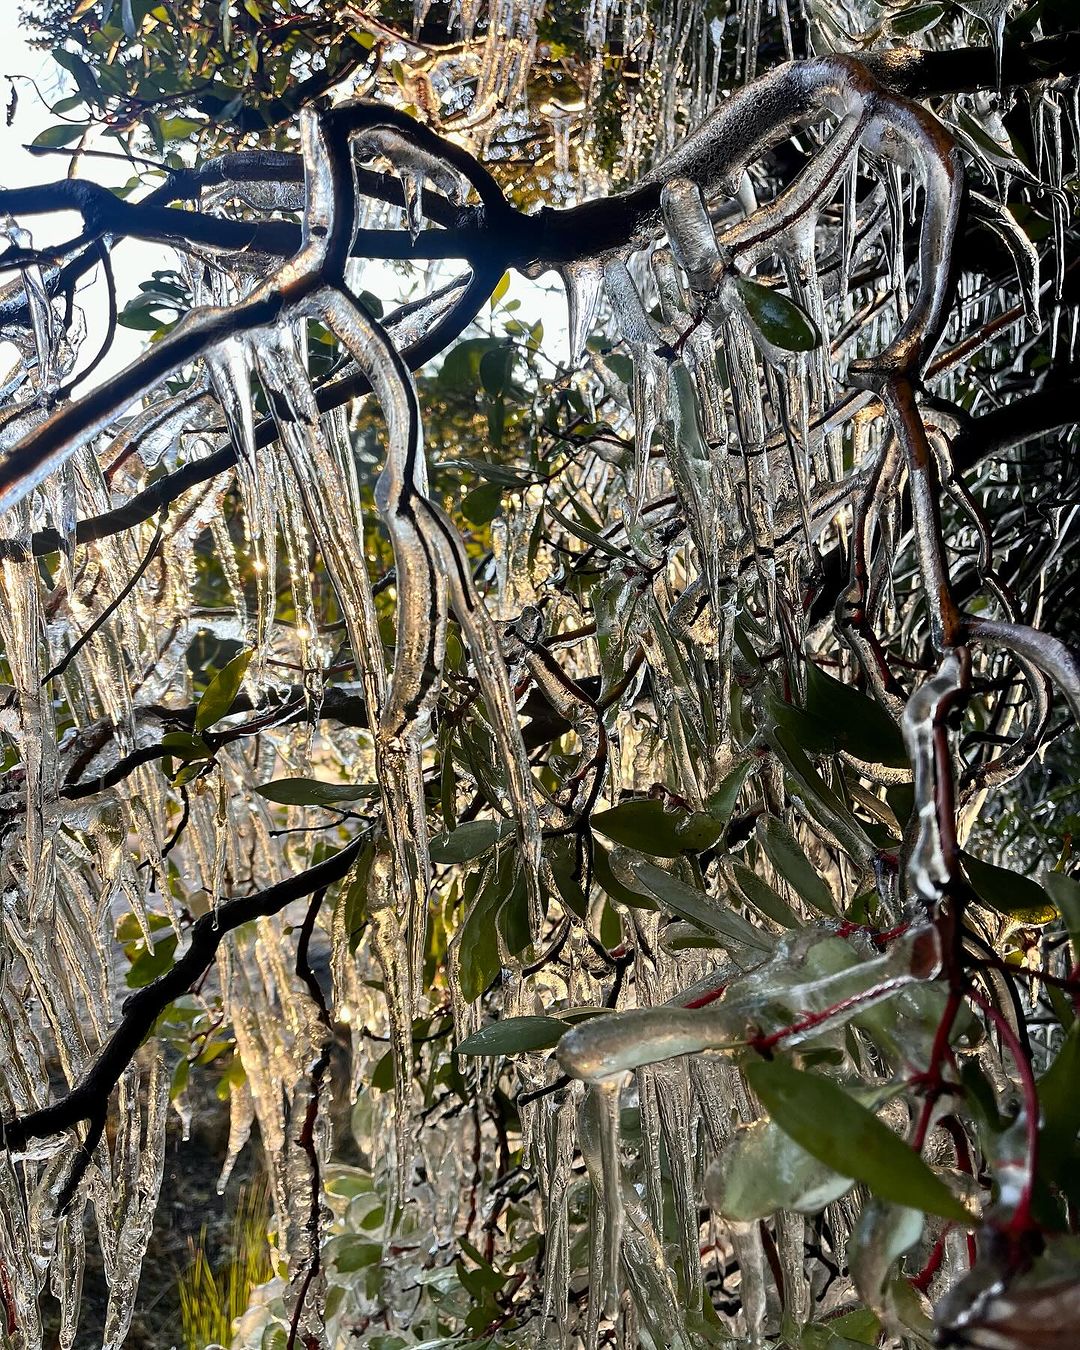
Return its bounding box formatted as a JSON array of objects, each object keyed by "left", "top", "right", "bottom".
[
  {"left": 750, "top": 977, "right": 912, "bottom": 1054},
  {"left": 909, "top": 1230, "right": 948, "bottom": 1293},
  {"left": 910, "top": 987, "right": 963, "bottom": 1152},
  {"left": 966, "top": 987, "right": 1040, "bottom": 1240}
]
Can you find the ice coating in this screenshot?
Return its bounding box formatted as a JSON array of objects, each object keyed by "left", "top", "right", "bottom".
[{"left": 0, "top": 13, "right": 1073, "bottom": 1346}]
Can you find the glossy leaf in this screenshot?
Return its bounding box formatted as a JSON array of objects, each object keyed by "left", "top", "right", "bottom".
[
  {"left": 633, "top": 859, "right": 771, "bottom": 950},
  {"left": 194, "top": 648, "right": 252, "bottom": 732},
  {"left": 431, "top": 819, "right": 516, "bottom": 864},
  {"left": 962, "top": 851, "right": 1057, "bottom": 924},
  {"left": 734, "top": 274, "right": 820, "bottom": 352},
  {"left": 255, "top": 778, "right": 378, "bottom": 807},
  {"left": 756, "top": 816, "right": 837, "bottom": 916},
  {"left": 746, "top": 1061, "right": 973, "bottom": 1222},
  {"left": 592, "top": 798, "right": 721, "bottom": 857},
  {"left": 707, "top": 1118, "right": 853, "bottom": 1220},
  {"left": 454, "top": 1015, "right": 567, "bottom": 1057}
]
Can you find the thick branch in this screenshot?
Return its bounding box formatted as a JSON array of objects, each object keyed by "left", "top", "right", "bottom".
[
  {"left": 862, "top": 32, "right": 1080, "bottom": 99},
  {"left": 17, "top": 260, "right": 501, "bottom": 557}
]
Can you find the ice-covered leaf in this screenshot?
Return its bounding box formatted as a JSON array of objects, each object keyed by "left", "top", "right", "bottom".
[
  {"left": 706, "top": 1118, "right": 853, "bottom": 1220},
  {"left": 804, "top": 665, "right": 908, "bottom": 767},
  {"left": 849, "top": 1200, "right": 926, "bottom": 1333},
  {"left": 890, "top": 3, "right": 945, "bottom": 34},
  {"left": 255, "top": 778, "right": 378, "bottom": 806},
  {"left": 733, "top": 275, "right": 820, "bottom": 352},
  {"left": 454, "top": 1015, "right": 568, "bottom": 1056},
  {"left": 746, "top": 1061, "right": 972, "bottom": 1221},
  {"left": 431, "top": 819, "right": 516, "bottom": 863},
  {"left": 330, "top": 1236, "right": 383, "bottom": 1272},
  {"left": 632, "top": 859, "right": 772, "bottom": 949},
  {"left": 592, "top": 798, "right": 723, "bottom": 857},
  {"left": 194, "top": 649, "right": 252, "bottom": 732},
  {"left": 756, "top": 817, "right": 837, "bottom": 916},
  {"left": 731, "top": 860, "right": 799, "bottom": 928}
]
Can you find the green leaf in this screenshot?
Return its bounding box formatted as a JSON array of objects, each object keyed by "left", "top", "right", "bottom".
[
  {"left": 160, "top": 731, "right": 212, "bottom": 761},
  {"left": 31, "top": 123, "right": 87, "bottom": 149},
  {"left": 756, "top": 817, "right": 837, "bottom": 916},
  {"left": 454, "top": 1015, "right": 567, "bottom": 1057},
  {"left": 706, "top": 760, "right": 753, "bottom": 825},
  {"left": 675, "top": 811, "right": 728, "bottom": 852},
  {"left": 170, "top": 1057, "right": 190, "bottom": 1101},
  {"left": 461, "top": 482, "right": 502, "bottom": 526},
  {"left": 438, "top": 336, "right": 502, "bottom": 392},
  {"left": 117, "top": 910, "right": 171, "bottom": 942},
  {"left": 592, "top": 841, "right": 657, "bottom": 910},
  {"left": 339, "top": 844, "right": 374, "bottom": 953},
  {"left": 731, "top": 861, "right": 799, "bottom": 928},
  {"left": 804, "top": 665, "right": 908, "bottom": 768},
  {"left": 592, "top": 798, "right": 716, "bottom": 858},
  {"left": 330, "top": 1236, "right": 382, "bottom": 1273},
  {"left": 1038, "top": 1021, "right": 1080, "bottom": 1173},
  {"left": 707, "top": 1119, "right": 852, "bottom": 1221},
  {"left": 458, "top": 861, "right": 510, "bottom": 1001},
  {"left": 890, "top": 3, "right": 945, "bottom": 34},
  {"left": 439, "top": 457, "right": 531, "bottom": 488},
  {"left": 159, "top": 116, "right": 205, "bottom": 140},
  {"left": 1043, "top": 871, "right": 1080, "bottom": 963},
  {"left": 768, "top": 725, "right": 875, "bottom": 864},
  {"left": 194, "top": 648, "right": 252, "bottom": 732},
  {"left": 125, "top": 932, "right": 178, "bottom": 988},
  {"left": 746, "top": 1060, "right": 972, "bottom": 1222},
  {"left": 53, "top": 48, "right": 100, "bottom": 102},
  {"left": 255, "top": 778, "right": 377, "bottom": 807},
  {"left": 497, "top": 869, "right": 532, "bottom": 957},
  {"left": 633, "top": 860, "right": 771, "bottom": 950},
  {"left": 479, "top": 344, "right": 515, "bottom": 398},
  {"left": 962, "top": 851, "right": 1057, "bottom": 924},
  {"left": 172, "top": 761, "right": 207, "bottom": 787},
  {"left": 430, "top": 819, "right": 515, "bottom": 864},
  {"left": 117, "top": 301, "right": 172, "bottom": 332},
  {"left": 733, "top": 275, "right": 820, "bottom": 352}
]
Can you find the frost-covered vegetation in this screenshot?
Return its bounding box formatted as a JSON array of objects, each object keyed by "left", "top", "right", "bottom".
[{"left": 0, "top": 0, "right": 1078, "bottom": 1346}]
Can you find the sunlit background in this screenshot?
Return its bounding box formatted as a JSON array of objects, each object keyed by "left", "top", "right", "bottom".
[{"left": 0, "top": 11, "right": 568, "bottom": 393}]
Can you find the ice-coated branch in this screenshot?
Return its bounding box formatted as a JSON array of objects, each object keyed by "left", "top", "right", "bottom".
[{"left": 1, "top": 833, "right": 367, "bottom": 1152}]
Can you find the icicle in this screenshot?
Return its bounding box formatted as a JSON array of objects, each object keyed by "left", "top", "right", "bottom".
[
  {"left": 560, "top": 259, "right": 604, "bottom": 364},
  {"left": 100, "top": 1057, "right": 169, "bottom": 1350},
  {"left": 401, "top": 169, "right": 423, "bottom": 241},
  {"left": 662, "top": 177, "right": 723, "bottom": 293},
  {"left": 367, "top": 847, "right": 415, "bottom": 1201},
  {"left": 602, "top": 258, "right": 672, "bottom": 513},
  {"left": 320, "top": 285, "right": 545, "bottom": 937},
  {"left": 205, "top": 338, "right": 277, "bottom": 656},
  {"left": 957, "top": 0, "right": 1010, "bottom": 89},
  {"left": 728, "top": 1218, "right": 769, "bottom": 1339},
  {"left": 902, "top": 650, "right": 966, "bottom": 906},
  {"left": 589, "top": 1076, "right": 624, "bottom": 1316},
  {"left": 217, "top": 1076, "right": 256, "bottom": 1194},
  {"left": 540, "top": 1093, "right": 576, "bottom": 1333}
]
